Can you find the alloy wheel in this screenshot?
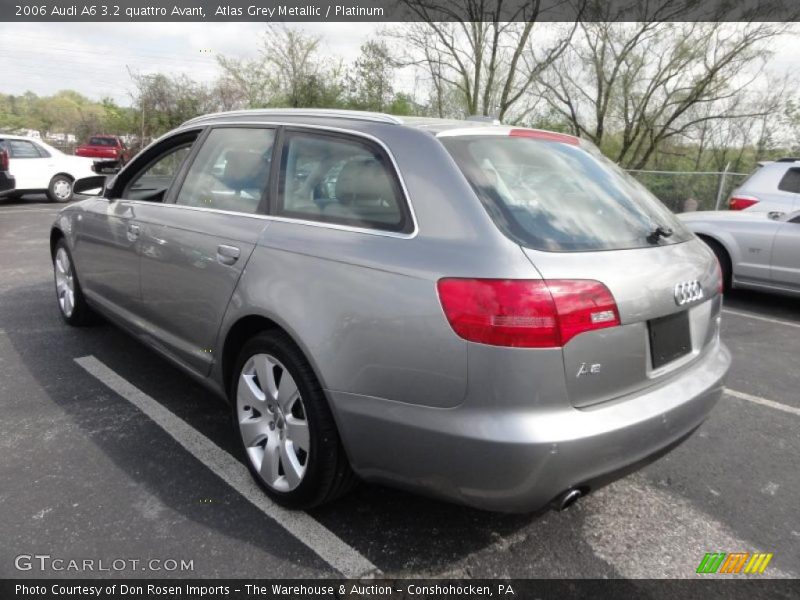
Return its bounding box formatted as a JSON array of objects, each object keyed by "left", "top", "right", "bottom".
[
  {"left": 54, "top": 247, "right": 75, "bottom": 317},
  {"left": 236, "top": 353, "right": 310, "bottom": 492}
]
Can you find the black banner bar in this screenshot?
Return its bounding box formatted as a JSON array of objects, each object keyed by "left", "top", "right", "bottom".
[
  {"left": 2, "top": 579, "right": 800, "bottom": 600},
  {"left": 1, "top": 0, "right": 800, "bottom": 22}
]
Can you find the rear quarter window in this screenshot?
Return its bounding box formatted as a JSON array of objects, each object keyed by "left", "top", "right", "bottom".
[
  {"left": 777, "top": 168, "right": 800, "bottom": 193},
  {"left": 441, "top": 135, "right": 692, "bottom": 252},
  {"left": 276, "top": 131, "right": 410, "bottom": 233}
]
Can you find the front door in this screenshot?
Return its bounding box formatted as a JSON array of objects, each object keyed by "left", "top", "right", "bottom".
[{"left": 77, "top": 141, "right": 196, "bottom": 317}]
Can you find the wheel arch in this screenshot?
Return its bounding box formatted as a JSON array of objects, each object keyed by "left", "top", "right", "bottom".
[
  {"left": 220, "top": 314, "right": 329, "bottom": 406},
  {"left": 695, "top": 232, "right": 735, "bottom": 286},
  {"left": 49, "top": 226, "right": 65, "bottom": 259},
  {"left": 695, "top": 232, "right": 733, "bottom": 265},
  {"left": 50, "top": 172, "right": 76, "bottom": 183}
]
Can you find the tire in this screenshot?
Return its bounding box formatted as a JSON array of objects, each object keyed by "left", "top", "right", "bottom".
[
  {"left": 47, "top": 175, "right": 73, "bottom": 203},
  {"left": 53, "top": 239, "right": 94, "bottom": 326},
  {"left": 231, "top": 330, "right": 356, "bottom": 509},
  {"left": 702, "top": 237, "right": 732, "bottom": 292}
]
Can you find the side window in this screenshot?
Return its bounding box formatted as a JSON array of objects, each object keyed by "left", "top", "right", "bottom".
[
  {"left": 174, "top": 128, "right": 275, "bottom": 214},
  {"left": 124, "top": 145, "right": 192, "bottom": 202},
  {"left": 277, "top": 132, "right": 408, "bottom": 232},
  {"left": 33, "top": 142, "right": 50, "bottom": 158},
  {"left": 7, "top": 140, "right": 42, "bottom": 158},
  {"left": 777, "top": 168, "right": 800, "bottom": 194}
]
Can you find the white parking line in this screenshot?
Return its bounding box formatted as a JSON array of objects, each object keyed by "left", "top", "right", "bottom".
[
  {"left": 722, "top": 309, "right": 800, "bottom": 330},
  {"left": 725, "top": 388, "right": 800, "bottom": 417},
  {"left": 74, "top": 355, "right": 380, "bottom": 579},
  {"left": 0, "top": 208, "right": 62, "bottom": 215}
]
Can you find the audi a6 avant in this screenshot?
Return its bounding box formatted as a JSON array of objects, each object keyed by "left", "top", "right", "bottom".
[{"left": 50, "top": 110, "right": 730, "bottom": 512}]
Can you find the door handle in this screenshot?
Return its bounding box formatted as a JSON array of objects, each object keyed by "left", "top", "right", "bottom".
[
  {"left": 217, "top": 244, "right": 240, "bottom": 265},
  {"left": 127, "top": 223, "right": 141, "bottom": 241}
]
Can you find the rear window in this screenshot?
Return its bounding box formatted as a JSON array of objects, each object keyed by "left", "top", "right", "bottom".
[
  {"left": 89, "top": 137, "right": 117, "bottom": 146},
  {"left": 441, "top": 135, "right": 692, "bottom": 252}
]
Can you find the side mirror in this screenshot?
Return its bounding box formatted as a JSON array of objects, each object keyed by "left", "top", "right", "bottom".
[{"left": 73, "top": 175, "right": 108, "bottom": 196}]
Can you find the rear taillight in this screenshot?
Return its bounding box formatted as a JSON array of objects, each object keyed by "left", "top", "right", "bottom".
[
  {"left": 728, "top": 195, "right": 759, "bottom": 210},
  {"left": 437, "top": 279, "right": 620, "bottom": 348},
  {"left": 713, "top": 258, "right": 724, "bottom": 295},
  {"left": 0, "top": 149, "right": 8, "bottom": 171}
]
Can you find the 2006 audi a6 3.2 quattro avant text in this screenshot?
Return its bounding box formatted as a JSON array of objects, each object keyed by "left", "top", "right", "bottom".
[{"left": 50, "top": 109, "right": 731, "bottom": 512}]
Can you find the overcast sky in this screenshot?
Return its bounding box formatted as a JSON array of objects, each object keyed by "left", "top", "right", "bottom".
[{"left": 1, "top": 22, "right": 798, "bottom": 106}]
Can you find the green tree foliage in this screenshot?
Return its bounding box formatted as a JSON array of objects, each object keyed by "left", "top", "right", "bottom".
[
  {"left": 0, "top": 90, "right": 136, "bottom": 142},
  {"left": 347, "top": 40, "right": 395, "bottom": 111}
]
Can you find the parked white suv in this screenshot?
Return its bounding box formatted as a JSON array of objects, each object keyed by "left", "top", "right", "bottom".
[
  {"left": 727, "top": 158, "right": 800, "bottom": 213},
  {"left": 0, "top": 135, "right": 95, "bottom": 202}
]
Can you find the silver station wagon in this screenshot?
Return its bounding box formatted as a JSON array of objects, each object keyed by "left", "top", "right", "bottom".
[{"left": 51, "top": 109, "right": 730, "bottom": 512}]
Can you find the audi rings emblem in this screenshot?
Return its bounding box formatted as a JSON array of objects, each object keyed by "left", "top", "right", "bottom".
[{"left": 674, "top": 280, "right": 704, "bottom": 306}]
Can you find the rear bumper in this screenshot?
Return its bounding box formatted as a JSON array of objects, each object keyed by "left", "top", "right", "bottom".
[
  {"left": 332, "top": 340, "right": 730, "bottom": 512},
  {"left": 0, "top": 172, "right": 15, "bottom": 195}
]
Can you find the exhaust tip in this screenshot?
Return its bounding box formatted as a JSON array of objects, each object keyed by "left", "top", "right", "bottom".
[{"left": 557, "top": 488, "right": 582, "bottom": 511}]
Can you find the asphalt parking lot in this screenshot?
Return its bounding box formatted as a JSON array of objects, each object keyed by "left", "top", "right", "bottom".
[{"left": 1, "top": 196, "right": 798, "bottom": 580}]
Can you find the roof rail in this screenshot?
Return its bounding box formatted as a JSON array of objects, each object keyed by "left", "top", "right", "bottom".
[
  {"left": 182, "top": 108, "right": 404, "bottom": 127},
  {"left": 775, "top": 157, "right": 800, "bottom": 162}
]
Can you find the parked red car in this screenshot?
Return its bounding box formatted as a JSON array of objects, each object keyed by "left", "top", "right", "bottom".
[{"left": 75, "top": 135, "right": 131, "bottom": 167}]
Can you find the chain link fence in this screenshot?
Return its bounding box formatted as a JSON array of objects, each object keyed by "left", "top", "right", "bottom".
[
  {"left": 626, "top": 168, "right": 751, "bottom": 213},
  {"left": 49, "top": 143, "right": 77, "bottom": 155}
]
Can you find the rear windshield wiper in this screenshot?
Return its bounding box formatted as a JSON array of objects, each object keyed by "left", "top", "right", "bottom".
[{"left": 646, "top": 225, "right": 674, "bottom": 244}]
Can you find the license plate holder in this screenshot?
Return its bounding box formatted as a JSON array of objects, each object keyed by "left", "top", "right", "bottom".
[{"left": 648, "top": 311, "right": 691, "bottom": 369}]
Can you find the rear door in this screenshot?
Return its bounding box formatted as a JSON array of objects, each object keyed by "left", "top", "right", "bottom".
[
  {"left": 770, "top": 213, "right": 800, "bottom": 288},
  {"left": 134, "top": 126, "right": 276, "bottom": 375}
]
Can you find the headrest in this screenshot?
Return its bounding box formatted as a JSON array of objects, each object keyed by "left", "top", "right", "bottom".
[
  {"left": 223, "top": 150, "right": 269, "bottom": 190},
  {"left": 334, "top": 158, "right": 395, "bottom": 205}
]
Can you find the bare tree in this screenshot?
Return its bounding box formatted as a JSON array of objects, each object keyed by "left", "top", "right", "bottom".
[
  {"left": 393, "top": 1, "right": 578, "bottom": 120},
  {"left": 215, "top": 53, "right": 272, "bottom": 109},
  {"left": 129, "top": 70, "right": 216, "bottom": 139},
  {"left": 536, "top": 20, "right": 789, "bottom": 168},
  {"left": 685, "top": 74, "right": 790, "bottom": 172},
  {"left": 217, "top": 25, "right": 345, "bottom": 109}
]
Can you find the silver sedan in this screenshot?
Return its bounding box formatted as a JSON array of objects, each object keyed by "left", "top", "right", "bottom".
[{"left": 679, "top": 210, "right": 800, "bottom": 297}]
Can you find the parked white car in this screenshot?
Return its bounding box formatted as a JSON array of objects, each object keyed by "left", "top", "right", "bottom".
[{"left": 0, "top": 134, "right": 96, "bottom": 202}]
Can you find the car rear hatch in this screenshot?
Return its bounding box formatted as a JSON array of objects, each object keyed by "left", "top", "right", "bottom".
[
  {"left": 439, "top": 129, "right": 723, "bottom": 408},
  {"left": 521, "top": 243, "right": 721, "bottom": 407}
]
